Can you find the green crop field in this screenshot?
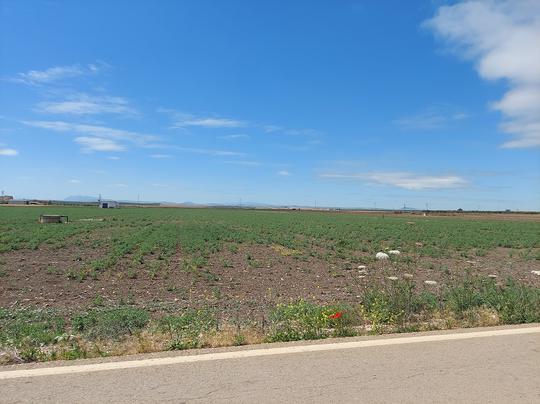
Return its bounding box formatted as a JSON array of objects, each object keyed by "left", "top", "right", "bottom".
[
  {"left": 1, "top": 206, "right": 539, "bottom": 363},
  {"left": 2, "top": 205, "right": 539, "bottom": 257}
]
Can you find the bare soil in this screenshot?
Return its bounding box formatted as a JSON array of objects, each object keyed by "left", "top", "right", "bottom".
[{"left": 1, "top": 243, "right": 539, "bottom": 319}]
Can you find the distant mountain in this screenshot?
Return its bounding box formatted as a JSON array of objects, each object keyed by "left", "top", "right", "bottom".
[{"left": 64, "top": 195, "right": 99, "bottom": 202}]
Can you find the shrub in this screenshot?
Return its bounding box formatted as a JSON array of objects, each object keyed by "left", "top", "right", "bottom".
[
  {"left": 361, "top": 281, "right": 438, "bottom": 328},
  {"left": 0, "top": 308, "right": 66, "bottom": 362},
  {"left": 267, "top": 300, "right": 352, "bottom": 342},
  {"left": 158, "top": 309, "right": 216, "bottom": 350},
  {"left": 484, "top": 280, "right": 540, "bottom": 323},
  {"left": 72, "top": 307, "right": 150, "bottom": 340},
  {"left": 443, "top": 279, "right": 487, "bottom": 315}
]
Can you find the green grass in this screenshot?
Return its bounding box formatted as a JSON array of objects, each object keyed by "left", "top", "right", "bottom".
[
  {"left": 0, "top": 308, "right": 65, "bottom": 361},
  {"left": 158, "top": 309, "right": 217, "bottom": 350},
  {"left": 71, "top": 307, "right": 150, "bottom": 340}
]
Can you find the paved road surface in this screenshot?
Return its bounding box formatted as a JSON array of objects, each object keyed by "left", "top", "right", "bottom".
[{"left": 1, "top": 325, "right": 539, "bottom": 403}]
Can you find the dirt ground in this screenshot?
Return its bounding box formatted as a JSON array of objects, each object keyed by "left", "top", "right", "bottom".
[{"left": 2, "top": 241, "right": 539, "bottom": 319}]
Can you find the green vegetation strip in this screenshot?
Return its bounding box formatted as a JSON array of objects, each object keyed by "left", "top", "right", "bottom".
[
  {"left": 1, "top": 278, "right": 539, "bottom": 364},
  {"left": 1, "top": 207, "right": 539, "bottom": 261}
]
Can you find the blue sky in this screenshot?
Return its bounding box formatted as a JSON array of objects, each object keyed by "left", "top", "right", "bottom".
[{"left": 1, "top": 0, "right": 539, "bottom": 210}]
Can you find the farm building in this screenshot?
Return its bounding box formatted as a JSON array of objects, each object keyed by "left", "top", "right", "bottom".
[
  {"left": 100, "top": 201, "right": 119, "bottom": 208},
  {"left": 0, "top": 194, "right": 14, "bottom": 203}
]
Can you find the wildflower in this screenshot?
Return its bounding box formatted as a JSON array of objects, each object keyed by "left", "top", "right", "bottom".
[{"left": 328, "top": 312, "right": 343, "bottom": 319}]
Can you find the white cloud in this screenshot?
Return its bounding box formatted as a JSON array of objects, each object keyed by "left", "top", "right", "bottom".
[
  {"left": 0, "top": 148, "right": 18, "bottom": 156},
  {"left": 5, "top": 63, "right": 104, "bottom": 86},
  {"left": 174, "top": 147, "right": 245, "bottom": 157},
  {"left": 218, "top": 134, "right": 250, "bottom": 140},
  {"left": 22, "top": 120, "right": 158, "bottom": 152},
  {"left": 277, "top": 170, "right": 292, "bottom": 176},
  {"left": 223, "top": 160, "right": 261, "bottom": 166},
  {"left": 68, "top": 179, "right": 81, "bottom": 184},
  {"left": 75, "top": 137, "right": 125, "bottom": 152},
  {"left": 37, "top": 94, "right": 137, "bottom": 115},
  {"left": 110, "top": 183, "right": 128, "bottom": 188},
  {"left": 180, "top": 117, "right": 246, "bottom": 128},
  {"left": 151, "top": 183, "right": 169, "bottom": 188},
  {"left": 395, "top": 106, "right": 469, "bottom": 130},
  {"left": 321, "top": 172, "right": 467, "bottom": 190},
  {"left": 162, "top": 110, "right": 247, "bottom": 129},
  {"left": 263, "top": 125, "right": 283, "bottom": 133},
  {"left": 149, "top": 154, "right": 173, "bottom": 159},
  {"left": 425, "top": 0, "right": 540, "bottom": 148},
  {"left": 107, "top": 156, "right": 121, "bottom": 160}
]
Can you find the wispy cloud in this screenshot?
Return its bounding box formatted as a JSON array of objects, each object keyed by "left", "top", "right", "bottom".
[
  {"left": 151, "top": 183, "right": 169, "bottom": 188},
  {"left": 179, "top": 117, "right": 246, "bottom": 128},
  {"left": 223, "top": 160, "right": 261, "bottom": 166},
  {"left": 161, "top": 109, "right": 322, "bottom": 140},
  {"left": 218, "top": 134, "right": 250, "bottom": 140},
  {"left": 395, "top": 107, "right": 469, "bottom": 130},
  {"left": 149, "top": 154, "right": 173, "bottom": 159},
  {"left": 0, "top": 148, "right": 18, "bottom": 156},
  {"left": 277, "top": 170, "right": 292, "bottom": 176},
  {"left": 160, "top": 110, "right": 247, "bottom": 129},
  {"left": 107, "top": 156, "right": 121, "bottom": 160},
  {"left": 264, "top": 124, "right": 321, "bottom": 138},
  {"left": 320, "top": 172, "right": 467, "bottom": 190},
  {"left": 425, "top": 0, "right": 540, "bottom": 148},
  {"left": 22, "top": 120, "right": 158, "bottom": 152},
  {"left": 68, "top": 179, "right": 81, "bottom": 184},
  {"left": 4, "top": 63, "right": 105, "bottom": 86},
  {"left": 75, "top": 137, "right": 125, "bottom": 152},
  {"left": 174, "top": 147, "right": 245, "bottom": 157},
  {"left": 37, "top": 94, "right": 137, "bottom": 116}
]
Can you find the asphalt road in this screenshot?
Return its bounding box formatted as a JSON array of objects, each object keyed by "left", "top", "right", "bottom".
[{"left": 1, "top": 325, "right": 539, "bottom": 403}]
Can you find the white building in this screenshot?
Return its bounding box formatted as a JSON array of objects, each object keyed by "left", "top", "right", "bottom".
[{"left": 99, "top": 200, "right": 119, "bottom": 208}]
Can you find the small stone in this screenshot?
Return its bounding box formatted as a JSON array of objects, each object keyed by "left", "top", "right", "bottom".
[
  {"left": 424, "top": 280, "right": 438, "bottom": 285},
  {"left": 403, "top": 273, "right": 414, "bottom": 279},
  {"left": 466, "top": 260, "right": 477, "bottom": 265},
  {"left": 415, "top": 242, "right": 423, "bottom": 247},
  {"left": 488, "top": 274, "right": 498, "bottom": 279},
  {"left": 388, "top": 250, "right": 401, "bottom": 255},
  {"left": 531, "top": 270, "right": 540, "bottom": 276},
  {"left": 357, "top": 265, "right": 367, "bottom": 270},
  {"left": 387, "top": 276, "right": 398, "bottom": 281},
  {"left": 358, "top": 269, "right": 368, "bottom": 275},
  {"left": 376, "top": 252, "right": 389, "bottom": 260}
]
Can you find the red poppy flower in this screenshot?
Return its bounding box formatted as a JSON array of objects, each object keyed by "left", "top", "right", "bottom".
[{"left": 328, "top": 312, "right": 343, "bottom": 319}]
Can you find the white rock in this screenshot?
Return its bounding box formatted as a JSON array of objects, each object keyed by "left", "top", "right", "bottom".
[
  {"left": 376, "top": 252, "right": 389, "bottom": 260},
  {"left": 388, "top": 250, "right": 401, "bottom": 255},
  {"left": 403, "top": 273, "right": 414, "bottom": 279},
  {"left": 424, "top": 280, "right": 438, "bottom": 285},
  {"left": 531, "top": 270, "right": 540, "bottom": 276},
  {"left": 387, "top": 276, "right": 398, "bottom": 281},
  {"left": 488, "top": 274, "right": 498, "bottom": 279},
  {"left": 357, "top": 265, "right": 367, "bottom": 270},
  {"left": 358, "top": 269, "right": 368, "bottom": 275}
]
